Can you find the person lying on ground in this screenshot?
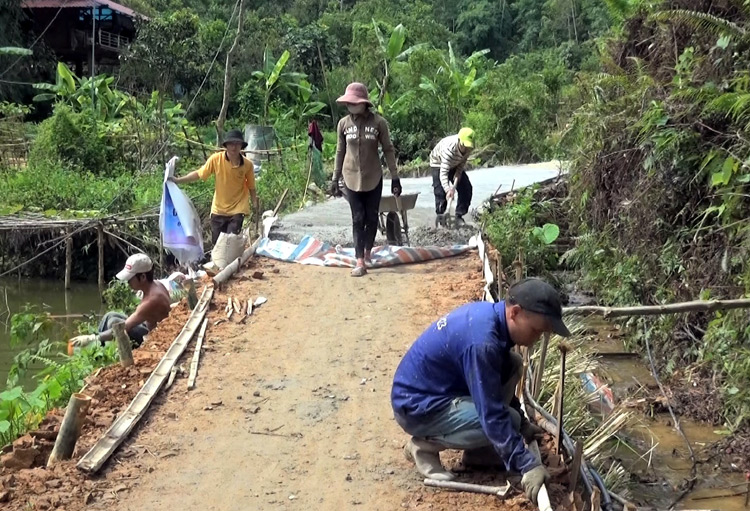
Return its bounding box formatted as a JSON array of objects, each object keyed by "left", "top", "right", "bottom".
[
  {"left": 69, "top": 254, "right": 172, "bottom": 350},
  {"left": 168, "top": 129, "right": 260, "bottom": 246},
  {"left": 391, "top": 278, "right": 571, "bottom": 502},
  {"left": 330, "top": 82, "right": 401, "bottom": 277},
  {"left": 429, "top": 128, "right": 475, "bottom": 226}
]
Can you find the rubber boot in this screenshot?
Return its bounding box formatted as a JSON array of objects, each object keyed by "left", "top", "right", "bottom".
[
  {"left": 461, "top": 446, "right": 503, "bottom": 470},
  {"left": 403, "top": 438, "right": 454, "bottom": 481}
]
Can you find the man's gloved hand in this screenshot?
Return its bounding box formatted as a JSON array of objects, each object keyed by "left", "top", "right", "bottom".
[
  {"left": 69, "top": 334, "right": 99, "bottom": 348},
  {"left": 391, "top": 178, "right": 402, "bottom": 197},
  {"left": 520, "top": 421, "right": 545, "bottom": 443},
  {"left": 329, "top": 178, "right": 341, "bottom": 197},
  {"left": 521, "top": 465, "right": 550, "bottom": 501}
]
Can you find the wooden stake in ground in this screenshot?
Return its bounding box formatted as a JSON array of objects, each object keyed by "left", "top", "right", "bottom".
[
  {"left": 187, "top": 319, "right": 209, "bottom": 390},
  {"left": 47, "top": 393, "right": 91, "bottom": 466},
  {"left": 556, "top": 342, "right": 570, "bottom": 455},
  {"left": 568, "top": 441, "right": 583, "bottom": 493},
  {"left": 65, "top": 231, "right": 73, "bottom": 290},
  {"left": 112, "top": 321, "right": 134, "bottom": 367},
  {"left": 97, "top": 223, "right": 105, "bottom": 298}
]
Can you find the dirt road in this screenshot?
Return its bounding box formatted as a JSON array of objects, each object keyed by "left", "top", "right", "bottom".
[{"left": 98, "top": 255, "right": 500, "bottom": 511}]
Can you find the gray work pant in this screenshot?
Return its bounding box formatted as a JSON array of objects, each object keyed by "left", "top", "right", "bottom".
[
  {"left": 98, "top": 311, "right": 148, "bottom": 348},
  {"left": 395, "top": 352, "right": 523, "bottom": 449}
]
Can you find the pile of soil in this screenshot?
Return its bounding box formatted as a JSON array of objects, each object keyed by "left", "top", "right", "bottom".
[{"left": 0, "top": 300, "right": 194, "bottom": 510}]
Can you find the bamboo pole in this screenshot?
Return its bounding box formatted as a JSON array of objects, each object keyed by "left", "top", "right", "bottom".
[
  {"left": 47, "top": 393, "right": 91, "bottom": 466},
  {"left": 78, "top": 287, "right": 213, "bottom": 473},
  {"left": 299, "top": 153, "right": 314, "bottom": 209},
  {"left": 187, "top": 319, "right": 209, "bottom": 390},
  {"left": 112, "top": 321, "right": 134, "bottom": 368},
  {"left": 563, "top": 298, "right": 750, "bottom": 318},
  {"left": 532, "top": 333, "right": 550, "bottom": 400},
  {"left": 65, "top": 232, "right": 73, "bottom": 290},
  {"left": 273, "top": 188, "right": 289, "bottom": 217},
  {"left": 97, "top": 223, "right": 105, "bottom": 298}
]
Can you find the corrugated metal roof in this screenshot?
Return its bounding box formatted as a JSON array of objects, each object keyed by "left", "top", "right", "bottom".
[{"left": 22, "top": 0, "right": 139, "bottom": 18}]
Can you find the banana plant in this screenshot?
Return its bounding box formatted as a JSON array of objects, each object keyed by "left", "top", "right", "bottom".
[
  {"left": 372, "top": 20, "right": 427, "bottom": 109},
  {"left": 252, "top": 48, "right": 306, "bottom": 126},
  {"left": 33, "top": 62, "right": 130, "bottom": 122},
  {"left": 420, "top": 42, "right": 489, "bottom": 131},
  {"left": 278, "top": 78, "right": 327, "bottom": 142}
]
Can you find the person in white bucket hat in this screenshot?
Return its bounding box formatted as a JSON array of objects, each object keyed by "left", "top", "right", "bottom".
[{"left": 69, "top": 254, "right": 171, "bottom": 351}]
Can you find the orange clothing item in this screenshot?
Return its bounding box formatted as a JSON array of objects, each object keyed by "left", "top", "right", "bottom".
[{"left": 197, "top": 151, "right": 256, "bottom": 216}]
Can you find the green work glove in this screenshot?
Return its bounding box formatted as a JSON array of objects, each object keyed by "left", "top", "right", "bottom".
[{"left": 521, "top": 465, "right": 550, "bottom": 501}]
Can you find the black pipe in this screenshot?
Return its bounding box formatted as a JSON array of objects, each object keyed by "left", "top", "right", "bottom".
[{"left": 588, "top": 462, "right": 615, "bottom": 511}]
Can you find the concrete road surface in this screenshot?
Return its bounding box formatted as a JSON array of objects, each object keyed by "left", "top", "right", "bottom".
[{"left": 270, "top": 161, "right": 564, "bottom": 245}]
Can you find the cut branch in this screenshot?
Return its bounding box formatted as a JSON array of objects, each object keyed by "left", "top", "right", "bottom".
[{"left": 564, "top": 298, "right": 750, "bottom": 318}]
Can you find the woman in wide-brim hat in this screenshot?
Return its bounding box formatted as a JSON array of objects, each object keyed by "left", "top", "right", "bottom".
[{"left": 331, "top": 82, "right": 402, "bottom": 277}]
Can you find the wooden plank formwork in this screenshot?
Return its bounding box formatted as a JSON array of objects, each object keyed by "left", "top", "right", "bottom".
[{"left": 77, "top": 286, "right": 214, "bottom": 473}]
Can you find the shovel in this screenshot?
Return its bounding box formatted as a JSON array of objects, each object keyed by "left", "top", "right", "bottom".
[{"left": 435, "top": 179, "right": 457, "bottom": 229}]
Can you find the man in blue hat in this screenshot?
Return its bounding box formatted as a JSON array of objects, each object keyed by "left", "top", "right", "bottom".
[
  {"left": 391, "top": 278, "right": 571, "bottom": 502},
  {"left": 170, "top": 129, "right": 259, "bottom": 245}
]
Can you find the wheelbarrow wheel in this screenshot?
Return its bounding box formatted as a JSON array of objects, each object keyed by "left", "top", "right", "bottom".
[{"left": 385, "top": 212, "right": 403, "bottom": 246}]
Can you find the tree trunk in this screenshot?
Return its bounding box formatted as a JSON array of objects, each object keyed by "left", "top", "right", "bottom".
[{"left": 215, "top": 0, "right": 245, "bottom": 144}]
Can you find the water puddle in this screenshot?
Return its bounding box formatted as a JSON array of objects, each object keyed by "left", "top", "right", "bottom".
[{"left": 580, "top": 317, "right": 748, "bottom": 509}]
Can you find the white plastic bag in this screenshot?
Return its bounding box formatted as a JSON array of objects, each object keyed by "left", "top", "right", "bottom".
[{"left": 160, "top": 156, "right": 204, "bottom": 266}]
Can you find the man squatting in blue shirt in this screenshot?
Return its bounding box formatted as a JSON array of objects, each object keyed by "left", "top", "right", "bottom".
[{"left": 391, "top": 278, "right": 571, "bottom": 501}]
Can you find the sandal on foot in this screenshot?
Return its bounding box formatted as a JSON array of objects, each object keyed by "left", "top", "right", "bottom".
[{"left": 351, "top": 266, "right": 367, "bottom": 277}]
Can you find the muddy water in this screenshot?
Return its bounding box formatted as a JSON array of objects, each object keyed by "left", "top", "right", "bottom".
[
  {"left": 586, "top": 318, "right": 748, "bottom": 510},
  {"left": 0, "top": 277, "right": 104, "bottom": 388}
]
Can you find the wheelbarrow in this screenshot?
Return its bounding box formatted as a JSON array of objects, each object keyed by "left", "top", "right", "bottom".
[{"left": 378, "top": 192, "right": 419, "bottom": 246}]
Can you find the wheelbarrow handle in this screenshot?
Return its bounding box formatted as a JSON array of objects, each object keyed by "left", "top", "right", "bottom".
[{"left": 394, "top": 194, "right": 404, "bottom": 213}]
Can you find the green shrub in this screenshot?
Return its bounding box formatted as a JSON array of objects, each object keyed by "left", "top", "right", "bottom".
[
  {"left": 28, "top": 104, "right": 112, "bottom": 175},
  {"left": 480, "top": 187, "right": 561, "bottom": 277}
]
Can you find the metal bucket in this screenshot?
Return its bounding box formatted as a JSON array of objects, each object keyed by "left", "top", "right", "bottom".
[{"left": 244, "top": 124, "right": 276, "bottom": 174}]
